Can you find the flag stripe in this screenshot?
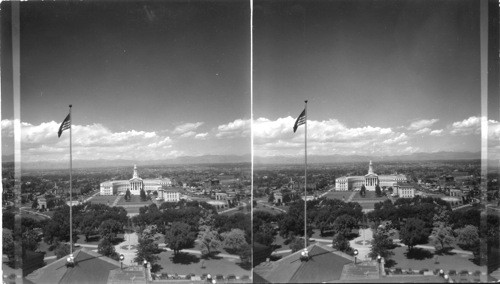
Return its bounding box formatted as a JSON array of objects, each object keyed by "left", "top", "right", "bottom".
[
  {"left": 293, "top": 109, "right": 306, "bottom": 133},
  {"left": 58, "top": 113, "right": 71, "bottom": 137}
]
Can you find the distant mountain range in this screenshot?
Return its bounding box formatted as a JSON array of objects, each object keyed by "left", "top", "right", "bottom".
[
  {"left": 254, "top": 151, "right": 482, "bottom": 164},
  {"left": 0, "top": 151, "right": 488, "bottom": 170},
  {"left": 1, "top": 154, "right": 251, "bottom": 170}
]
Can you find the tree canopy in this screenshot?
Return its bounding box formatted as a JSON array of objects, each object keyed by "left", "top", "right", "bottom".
[{"left": 164, "top": 222, "right": 196, "bottom": 255}]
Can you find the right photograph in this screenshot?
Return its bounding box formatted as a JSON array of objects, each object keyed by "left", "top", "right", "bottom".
[{"left": 252, "top": 0, "right": 498, "bottom": 283}]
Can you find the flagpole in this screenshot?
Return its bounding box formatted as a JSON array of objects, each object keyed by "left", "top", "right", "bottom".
[
  {"left": 304, "top": 100, "right": 308, "bottom": 249},
  {"left": 69, "top": 104, "right": 73, "bottom": 256}
]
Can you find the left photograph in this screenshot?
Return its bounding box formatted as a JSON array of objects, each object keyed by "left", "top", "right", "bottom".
[{"left": 1, "top": 1, "right": 251, "bottom": 283}]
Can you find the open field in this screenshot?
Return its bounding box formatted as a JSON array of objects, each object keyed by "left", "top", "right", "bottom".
[
  {"left": 388, "top": 245, "right": 481, "bottom": 274},
  {"left": 323, "top": 190, "right": 352, "bottom": 201},
  {"left": 117, "top": 195, "right": 154, "bottom": 205},
  {"left": 351, "top": 191, "right": 388, "bottom": 200},
  {"left": 155, "top": 250, "right": 250, "bottom": 279},
  {"left": 88, "top": 195, "right": 118, "bottom": 205}
]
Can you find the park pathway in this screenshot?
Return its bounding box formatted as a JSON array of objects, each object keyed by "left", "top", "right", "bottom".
[
  {"left": 111, "top": 195, "right": 122, "bottom": 207},
  {"left": 82, "top": 191, "right": 100, "bottom": 203},
  {"left": 346, "top": 191, "right": 357, "bottom": 202},
  {"left": 256, "top": 201, "right": 287, "bottom": 213}
]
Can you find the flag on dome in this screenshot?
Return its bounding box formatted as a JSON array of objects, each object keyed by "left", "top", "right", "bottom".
[
  {"left": 293, "top": 108, "right": 306, "bottom": 133},
  {"left": 58, "top": 113, "right": 71, "bottom": 137}
]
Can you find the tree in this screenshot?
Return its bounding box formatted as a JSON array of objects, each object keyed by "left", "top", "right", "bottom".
[
  {"left": 375, "top": 185, "right": 382, "bottom": 197},
  {"left": 125, "top": 189, "right": 131, "bottom": 201},
  {"left": 134, "top": 225, "right": 162, "bottom": 267},
  {"left": 360, "top": 185, "right": 366, "bottom": 197},
  {"left": 429, "top": 224, "right": 455, "bottom": 252},
  {"left": 253, "top": 222, "right": 276, "bottom": 246},
  {"left": 22, "top": 230, "right": 40, "bottom": 252},
  {"left": 3, "top": 229, "right": 15, "bottom": 267},
  {"left": 99, "top": 219, "right": 123, "bottom": 240},
  {"left": 289, "top": 237, "right": 308, "bottom": 253},
  {"left": 268, "top": 192, "right": 275, "bottom": 203},
  {"left": 221, "top": 229, "right": 247, "bottom": 252},
  {"left": 32, "top": 198, "right": 39, "bottom": 209},
  {"left": 455, "top": 225, "right": 479, "bottom": 251},
  {"left": 332, "top": 233, "right": 353, "bottom": 254},
  {"left": 164, "top": 222, "right": 196, "bottom": 255},
  {"left": 198, "top": 226, "right": 221, "bottom": 257},
  {"left": 98, "top": 236, "right": 119, "bottom": 260},
  {"left": 140, "top": 188, "right": 147, "bottom": 201},
  {"left": 332, "top": 214, "right": 358, "bottom": 238},
  {"left": 238, "top": 243, "right": 251, "bottom": 266},
  {"left": 369, "top": 221, "right": 396, "bottom": 259},
  {"left": 3, "top": 211, "right": 15, "bottom": 231},
  {"left": 54, "top": 243, "right": 71, "bottom": 259},
  {"left": 400, "top": 218, "right": 428, "bottom": 251}
]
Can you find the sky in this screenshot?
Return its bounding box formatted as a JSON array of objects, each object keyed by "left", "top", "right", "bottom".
[
  {"left": 1, "top": 1, "right": 251, "bottom": 162},
  {"left": 253, "top": 0, "right": 499, "bottom": 158},
  {"left": 1, "top": 0, "right": 498, "bottom": 163}
]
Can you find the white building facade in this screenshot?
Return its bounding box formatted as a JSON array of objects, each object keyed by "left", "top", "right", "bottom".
[
  {"left": 100, "top": 165, "right": 172, "bottom": 196},
  {"left": 335, "top": 161, "right": 407, "bottom": 191}
]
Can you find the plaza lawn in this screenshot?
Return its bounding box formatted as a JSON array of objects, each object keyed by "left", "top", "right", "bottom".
[
  {"left": 88, "top": 195, "right": 119, "bottom": 205},
  {"left": 117, "top": 195, "right": 154, "bottom": 205},
  {"left": 351, "top": 190, "right": 387, "bottom": 200},
  {"left": 388, "top": 245, "right": 481, "bottom": 274},
  {"left": 156, "top": 251, "right": 250, "bottom": 278},
  {"left": 323, "top": 191, "right": 353, "bottom": 201}
]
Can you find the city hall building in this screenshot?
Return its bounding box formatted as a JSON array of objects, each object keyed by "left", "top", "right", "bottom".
[
  {"left": 100, "top": 165, "right": 172, "bottom": 196},
  {"left": 335, "top": 161, "right": 407, "bottom": 191}
]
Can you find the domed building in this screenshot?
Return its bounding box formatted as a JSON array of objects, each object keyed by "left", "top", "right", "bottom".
[
  {"left": 335, "top": 161, "right": 407, "bottom": 191},
  {"left": 100, "top": 165, "right": 172, "bottom": 196}
]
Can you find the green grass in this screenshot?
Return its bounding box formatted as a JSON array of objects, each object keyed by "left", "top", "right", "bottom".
[
  {"left": 253, "top": 203, "right": 283, "bottom": 215},
  {"left": 351, "top": 191, "right": 387, "bottom": 200},
  {"left": 89, "top": 195, "right": 118, "bottom": 205},
  {"left": 155, "top": 250, "right": 250, "bottom": 277},
  {"left": 388, "top": 245, "right": 480, "bottom": 274},
  {"left": 323, "top": 191, "right": 352, "bottom": 200},
  {"left": 117, "top": 195, "right": 153, "bottom": 205}
]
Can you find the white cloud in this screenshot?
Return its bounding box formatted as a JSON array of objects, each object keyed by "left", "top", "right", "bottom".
[
  {"left": 180, "top": 131, "right": 196, "bottom": 138},
  {"left": 429, "top": 129, "right": 444, "bottom": 136},
  {"left": 408, "top": 119, "right": 439, "bottom": 130},
  {"left": 194, "top": 133, "right": 208, "bottom": 140},
  {"left": 216, "top": 118, "right": 250, "bottom": 138},
  {"left": 450, "top": 116, "right": 482, "bottom": 135},
  {"left": 383, "top": 133, "right": 408, "bottom": 144},
  {"left": 254, "top": 117, "right": 408, "bottom": 156},
  {"left": 172, "top": 122, "right": 204, "bottom": 134},
  {"left": 2, "top": 119, "right": 178, "bottom": 162},
  {"left": 415, "top": 128, "right": 432, "bottom": 135}
]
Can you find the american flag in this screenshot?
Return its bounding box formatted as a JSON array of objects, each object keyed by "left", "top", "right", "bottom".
[
  {"left": 58, "top": 113, "right": 71, "bottom": 137},
  {"left": 293, "top": 109, "right": 306, "bottom": 133}
]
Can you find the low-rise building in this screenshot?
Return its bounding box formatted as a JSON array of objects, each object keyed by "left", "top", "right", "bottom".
[
  {"left": 336, "top": 161, "right": 406, "bottom": 191},
  {"left": 100, "top": 165, "right": 171, "bottom": 196}
]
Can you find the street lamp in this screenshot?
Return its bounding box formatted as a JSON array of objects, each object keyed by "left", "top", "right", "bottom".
[
  {"left": 377, "top": 255, "right": 381, "bottom": 275},
  {"left": 143, "top": 259, "right": 148, "bottom": 284},
  {"left": 353, "top": 249, "right": 359, "bottom": 265},
  {"left": 119, "top": 254, "right": 124, "bottom": 270},
  {"left": 300, "top": 248, "right": 309, "bottom": 261},
  {"left": 66, "top": 254, "right": 75, "bottom": 267}
]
